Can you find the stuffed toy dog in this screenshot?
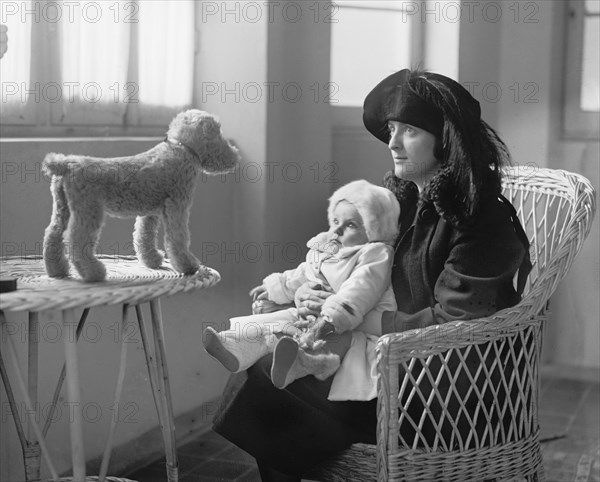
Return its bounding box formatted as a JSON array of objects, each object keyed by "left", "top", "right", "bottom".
[{"left": 42, "top": 109, "right": 241, "bottom": 282}]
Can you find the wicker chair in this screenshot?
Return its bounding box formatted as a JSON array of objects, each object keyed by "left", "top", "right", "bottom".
[{"left": 304, "top": 167, "right": 597, "bottom": 482}]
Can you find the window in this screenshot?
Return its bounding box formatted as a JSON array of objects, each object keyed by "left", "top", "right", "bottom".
[
  {"left": 1, "top": 0, "right": 196, "bottom": 137},
  {"left": 330, "top": 0, "right": 421, "bottom": 108},
  {"left": 563, "top": 0, "right": 600, "bottom": 139},
  {"left": 329, "top": 0, "right": 459, "bottom": 124}
]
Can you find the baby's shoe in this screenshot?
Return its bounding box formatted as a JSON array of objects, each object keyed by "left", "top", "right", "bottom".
[{"left": 271, "top": 336, "right": 340, "bottom": 389}]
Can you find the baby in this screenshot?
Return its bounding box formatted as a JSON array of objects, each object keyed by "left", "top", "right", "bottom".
[{"left": 203, "top": 180, "right": 399, "bottom": 395}]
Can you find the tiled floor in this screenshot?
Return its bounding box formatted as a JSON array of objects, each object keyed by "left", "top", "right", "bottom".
[
  {"left": 538, "top": 375, "right": 600, "bottom": 482},
  {"left": 127, "top": 374, "right": 599, "bottom": 482}
]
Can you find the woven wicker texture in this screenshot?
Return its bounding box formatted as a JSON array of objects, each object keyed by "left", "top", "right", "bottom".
[
  {"left": 43, "top": 478, "right": 137, "bottom": 481},
  {"left": 0, "top": 255, "right": 220, "bottom": 312},
  {"left": 307, "top": 167, "right": 596, "bottom": 482}
]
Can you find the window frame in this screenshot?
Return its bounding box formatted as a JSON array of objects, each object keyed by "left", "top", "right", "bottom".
[
  {"left": 0, "top": 0, "right": 198, "bottom": 139},
  {"left": 562, "top": 0, "right": 600, "bottom": 140},
  {"left": 330, "top": 0, "right": 424, "bottom": 125}
]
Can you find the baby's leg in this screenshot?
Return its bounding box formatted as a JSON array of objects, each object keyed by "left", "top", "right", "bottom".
[
  {"left": 203, "top": 327, "right": 276, "bottom": 372},
  {"left": 271, "top": 331, "right": 352, "bottom": 389},
  {"left": 203, "top": 313, "right": 290, "bottom": 372}
]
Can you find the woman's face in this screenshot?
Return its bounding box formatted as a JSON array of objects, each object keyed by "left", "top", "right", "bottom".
[{"left": 387, "top": 120, "right": 440, "bottom": 188}]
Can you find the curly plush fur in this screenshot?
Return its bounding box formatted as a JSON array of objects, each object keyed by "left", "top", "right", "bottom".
[
  {"left": 383, "top": 169, "right": 485, "bottom": 228},
  {"left": 42, "top": 109, "right": 241, "bottom": 282}
]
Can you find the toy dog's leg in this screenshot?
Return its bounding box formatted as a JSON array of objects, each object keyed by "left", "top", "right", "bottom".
[
  {"left": 43, "top": 177, "right": 71, "bottom": 277},
  {"left": 161, "top": 200, "right": 200, "bottom": 274},
  {"left": 67, "top": 201, "right": 107, "bottom": 282},
  {"left": 134, "top": 215, "right": 164, "bottom": 269}
]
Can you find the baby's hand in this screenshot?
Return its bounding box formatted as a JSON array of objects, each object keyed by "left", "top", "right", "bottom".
[
  {"left": 292, "top": 314, "right": 315, "bottom": 330},
  {"left": 249, "top": 284, "right": 268, "bottom": 301}
]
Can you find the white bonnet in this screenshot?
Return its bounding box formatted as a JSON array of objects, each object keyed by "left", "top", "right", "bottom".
[{"left": 327, "top": 180, "right": 400, "bottom": 244}]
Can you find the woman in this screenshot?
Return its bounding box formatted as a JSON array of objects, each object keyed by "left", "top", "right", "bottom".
[{"left": 212, "top": 69, "right": 532, "bottom": 481}]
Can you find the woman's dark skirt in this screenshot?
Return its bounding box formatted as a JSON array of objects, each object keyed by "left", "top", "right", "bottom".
[{"left": 212, "top": 353, "right": 377, "bottom": 475}]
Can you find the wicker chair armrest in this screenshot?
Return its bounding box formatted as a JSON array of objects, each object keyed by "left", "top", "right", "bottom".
[{"left": 375, "top": 310, "right": 546, "bottom": 364}]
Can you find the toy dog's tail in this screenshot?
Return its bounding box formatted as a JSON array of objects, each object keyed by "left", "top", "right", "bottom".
[{"left": 42, "top": 153, "right": 71, "bottom": 176}]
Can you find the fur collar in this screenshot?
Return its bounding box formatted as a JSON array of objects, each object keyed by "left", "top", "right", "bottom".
[
  {"left": 383, "top": 170, "right": 476, "bottom": 228},
  {"left": 382, "top": 171, "right": 420, "bottom": 224}
]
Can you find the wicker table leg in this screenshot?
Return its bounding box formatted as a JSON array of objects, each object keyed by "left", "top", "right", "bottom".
[
  {"left": 98, "top": 305, "right": 130, "bottom": 480},
  {"left": 150, "top": 299, "right": 179, "bottom": 482},
  {"left": 0, "top": 311, "right": 59, "bottom": 481},
  {"left": 63, "top": 308, "right": 86, "bottom": 481},
  {"left": 26, "top": 312, "right": 41, "bottom": 482},
  {"left": 0, "top": 311, "right": 46, "bottom": 481},
  {"left": 149, "top": 299, "right": 179, "bottom": 482},
  {"left": 23, "top": 443, "right": 41, "bottom": 481}
]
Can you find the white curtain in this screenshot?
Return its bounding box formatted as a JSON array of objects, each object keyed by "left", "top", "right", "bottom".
[
  {"left": 58, "top": 0, "right": 130, "bottom": 120},
  {"left": 1, "top": 0, "right": 32, "bottom": 120},
  {"left": 58, "top": 0, "right": 194, "bottom": 122},
  {"left": 138, "top": 0, "right": 195, "bottom": 108},
  {"left": 1, "top": 0, "right": 195, "bottom": 126}
]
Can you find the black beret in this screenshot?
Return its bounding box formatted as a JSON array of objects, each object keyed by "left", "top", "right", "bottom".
[{"left": 363, "top": 69, "right": 445, "bottom": 143}]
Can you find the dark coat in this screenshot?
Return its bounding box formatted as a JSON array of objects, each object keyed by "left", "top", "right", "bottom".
[
  {"left": 384, "top": 184, "right": 531, "bottom": 333},
  {"left": 381, "top": 172, "right": 533, "bottom": 448}
]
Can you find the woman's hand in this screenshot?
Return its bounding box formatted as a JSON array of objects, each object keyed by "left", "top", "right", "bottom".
[
  {"left": 312, "top": 317, "right": 336, "bottom": 340},
  {"left": 298, "top": 316, "right": 336, "bottom": 349},
  {"left": 249, "top": 284, "right": 268, "bottom": 301},
  {"left": 294, "top": 282, "right": 333, "bottom": 318}
]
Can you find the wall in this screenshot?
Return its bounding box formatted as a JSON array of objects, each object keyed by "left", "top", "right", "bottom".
[
  {"left": 264, "top": 3, "right": 333, "bottom": 249},
  {"left": 545, "top": 1, "right": 600, "bottom": 369}
]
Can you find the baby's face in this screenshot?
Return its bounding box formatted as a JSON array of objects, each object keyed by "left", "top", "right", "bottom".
[{"left": 328, "top": 201, "right": 369, "bottom": 248}]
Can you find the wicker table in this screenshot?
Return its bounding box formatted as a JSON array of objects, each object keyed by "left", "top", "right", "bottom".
[{"left": 0, "top": 255, "right": 220, "bottom": 482}]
